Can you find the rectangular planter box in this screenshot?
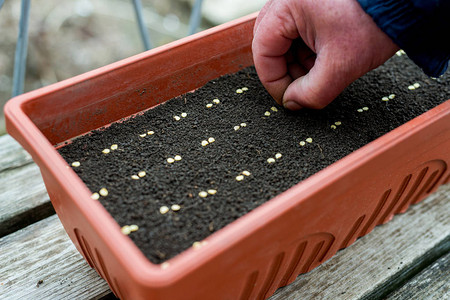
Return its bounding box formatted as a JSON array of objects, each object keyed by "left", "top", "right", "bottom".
[{"left": 5, "top": 13, "right": 450, "bottom": 300}]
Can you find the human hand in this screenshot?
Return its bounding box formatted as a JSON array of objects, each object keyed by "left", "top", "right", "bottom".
[{"left": 252, "top": 0, "right": 399, "bottom": 110}]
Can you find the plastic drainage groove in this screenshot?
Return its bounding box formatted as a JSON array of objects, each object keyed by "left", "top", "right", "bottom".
[
  {"left": 73, "top": 228, "right": 95, "bottom": 270},
  {"left": 95, "top": 248, "right": 124, "bottom": 299},
  {"left": 281, "top": 241, "right": 307, "bottom": 286},
  {"left": 73, "top": 228, "right": 123, "bottom": 299},
  {"left": 418, "top": 160, "right": 447, "bottom": 201},
  {"left": 341, "top": 215, "right": 366, "bottom": 249},
  {"left": 301, "top": 239, "right": 325, "bottom": 273},
  {"left": 360, "top": 189, "right": 391, "bottom": 237},
  {"left": 240, "top": 234, "right": 335, "bottom": 300},
  {"left": 257, "top": 252, "right": 285, "bottom": 300},
  {"left": 396, "top": 168, "right": 428, "bottom": 214},
  {"left": 240, "top": 271, "right": 259, "bottom": 300},
  {"left": 379, "top": 174, "right": 412, "bottom": 225}
]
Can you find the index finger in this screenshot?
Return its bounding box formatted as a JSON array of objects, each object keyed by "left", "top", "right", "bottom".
[{"left": 252, "top": 5, "right": 299, "bottom": 104}]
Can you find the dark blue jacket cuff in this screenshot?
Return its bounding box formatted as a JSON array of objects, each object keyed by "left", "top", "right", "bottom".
[{"left": 357, "top": 0, "right": 450, "bottom": 77}]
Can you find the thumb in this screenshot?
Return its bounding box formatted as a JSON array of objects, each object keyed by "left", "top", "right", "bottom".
[{"left": 282, "top": 54, "right": 352, "bottom": 110}]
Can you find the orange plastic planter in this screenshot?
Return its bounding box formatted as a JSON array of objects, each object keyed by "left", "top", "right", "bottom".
[{"left": 5, "top": 13, "right": 450, "bottom": 300}]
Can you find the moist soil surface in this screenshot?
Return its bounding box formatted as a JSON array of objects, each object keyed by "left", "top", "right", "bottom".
[{"left": 58, "top": 54, "right": 449, "bottom": 264}]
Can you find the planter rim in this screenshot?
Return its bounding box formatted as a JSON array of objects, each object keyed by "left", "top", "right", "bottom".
[{"left": 4, "top": 12, "right": 450, "bottom": 287}]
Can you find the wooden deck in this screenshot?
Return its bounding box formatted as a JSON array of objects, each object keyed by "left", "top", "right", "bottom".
[{"left": 0, "top": 133, "right": 449, "bottom": 299}]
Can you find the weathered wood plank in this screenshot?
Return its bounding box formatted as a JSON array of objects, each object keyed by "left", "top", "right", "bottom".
[
  {"left": 0, "top": 215, "right": 110, "bottom": 300},
  {"left": 386, "top": 252, "right": 450, "bottom": 300},
  {"left": 270, "top": 184, "right": 450, "bottom": 300},
  {"left": 0, "top": 134, "right": 33, "bottom": 172},
  {"left": 0, "top": 162, "right": 53, "bottom": 237},
  {"left": 0, "top": 185, "right": 448, "bottom": 300}
]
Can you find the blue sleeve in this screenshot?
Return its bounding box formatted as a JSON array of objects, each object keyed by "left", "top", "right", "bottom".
[{"left": 357, "top": 0, "right": 450, "bottom": 77}]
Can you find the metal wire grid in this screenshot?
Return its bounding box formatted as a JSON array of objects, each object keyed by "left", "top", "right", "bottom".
[{"left": 7, "top": 0, "right": 204, "bottom": 97}]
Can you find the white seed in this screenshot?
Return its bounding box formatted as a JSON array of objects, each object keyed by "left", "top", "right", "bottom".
[
  {"left": 159, "top": 206, "right": 169, "bottom": 214},
  {"left": 389, "top": 94, "right": 396, "bottom": 99},
  {"left": 236, "top": 175, "right": 245, "bottom": 181},
  {"left": 174, "top": 116, "right": 181, "bottom": 121},
  {"left": 201, "top": 140, "right": 209, "bottom": 146},
  {"left": 408, "top": 85, "right": 415, "bottom": 90},
  {"left": 267, "top": 158, "right": 276, "bottom": 164},
  {"left": 413, "top": 82, "right": 420, "bottom": 88},
  {"left": 131, "top": 174, "right": 140, "bottom": 180},
  {"left": 139, "top": 133, "right": 147, "bottom": 138},
  {"left": 241, "top": 87, "right": 248, "bottom": 91},
  {"left": 129, "top": 224, "right": 139, "bottom": 232},
  {"left": 264, "top": 111, "right": 271, "bottom": 116},
  {"left": 275, "top": 153, "right": 282, "bottom": 159},
  {"left": 171, "top": 204, "right": 181, "bottom": 211},
  {"left": 234, "top": 125, "right": 240, "bottom": 131},
  {"left": 161, "top": 262, "right": 170, "bottom": 270},
  {"left": 192, "top": 241, "right": 202, "bottom": 249},
  {"left": 71, "top": 161, "right": 81, "bottom": 167},
  {"left": 236, "top": 89, "right": 243, "bottom": 94},
  {"left": 357, "top": 109, "right": 363, "bottom": 113},
  {"left": 240, "top": 123, "right": 247, "bottom": 127},
  {"left": 242, "top": 170, "right": 251, "bottom": 176},
  {"left": 181, "top": 112, "right": 187, "bottom": 118},
  {"left": 199, "top": 191, "right": 208, "bottom": 198},
  {"left": 306, "top": 138, "right": 313, "bottom": 143},
  {"left": 330, "top": 125, "right": 337, "bottom": 129},
  {"left": 335, "top": 121, "right": 342, "bottom": 126},
  {"left": 138, "top": 171, "right": 146, "bottom": 177},
  {"left": 99, "top": 188, "right": 108, "bottom": 197},
  {"left": 167, "top": 157, "right": 175, "bottom": 163},
  {"left": 362, "top": 107, "right": 369, "bottom": 111},
  {"left": 212, "top": 98, "right": 220, "bottom": 104},
  {"left": 396, "top": 51, "right": 403, "bottom": 56},
  {"left": 121, "top": 226, "right": 131, "bottom": 235},
  {"left": 299, "top": 141, "right": 306, "bottom": 146},
  {"left": 102, "top": 149, "right": 110, "bottom": 154},
  {"left": 91, "top": 193, "right": 100, "bottom": 200},
  {"left": 382, "top": 96, "right": 389, "bottom": 101},
  {"left": 271, "top": 106, "right": 278, "bottom": 112},
  {"left": 208, "top": 137, "right": 215, "bottom": 143},
  {"left": 174, "top": 155, "right": 182, "bottom": 161},
  {"left": 147, "top": 130, "right": 155, "bottom": 135},
  {"left": 207, "top": 189, "right": 217, "bottom": 195},
  {"left": 206, "top": 103, "right": 213, "bottom": 108}
]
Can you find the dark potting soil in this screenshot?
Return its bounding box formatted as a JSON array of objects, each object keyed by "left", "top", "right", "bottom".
[{"left": 58, "top": 53, "right": 449, "bottom": 264}]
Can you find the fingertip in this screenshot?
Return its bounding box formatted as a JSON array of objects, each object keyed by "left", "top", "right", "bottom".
[
  {"left": 282, "top": 75, "right": 333, "bottom": 109},
  {"left": 258, "top": 73, "right": 293, "bottom": 106}
]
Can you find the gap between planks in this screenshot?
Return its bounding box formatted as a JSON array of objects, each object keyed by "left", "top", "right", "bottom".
[
  {"left": 0, "top": 214, "right": 111, "bottom": 300},
  {"left": 0, "top": 143, "right": 54, "bottom": 237},
  {"left": 385, "top": 251, "right": 450, "bottom": 300}
]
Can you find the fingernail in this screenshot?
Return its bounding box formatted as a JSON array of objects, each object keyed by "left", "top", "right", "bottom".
[{"left": 283, "top": 101, "right": 302, "bottom": 111}]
